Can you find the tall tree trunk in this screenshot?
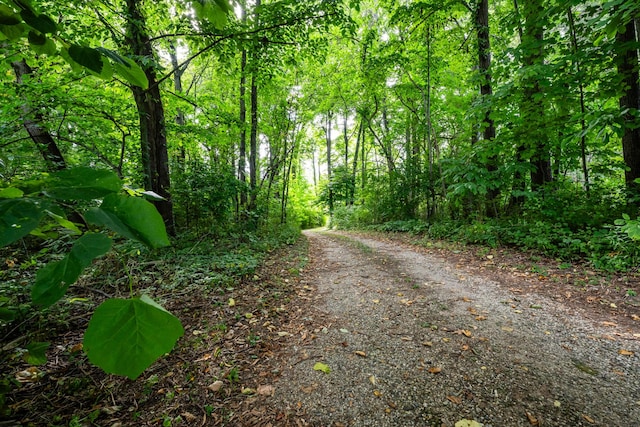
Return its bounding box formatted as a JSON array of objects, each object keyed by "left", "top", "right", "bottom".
[
  {"left": 475, "top": 0, "right": 499, "bottom": 217},
  {"left": 125, "top": 0, "right": 174, "bottom": 235},
  {"left": 509, "top": 0, "right": 526, "bottom": 210},
  {"left": 238, "top": 1, "right": 248, "bottom": 210},
  {"left": 325, "top": 111, "right": 334, "bottom": 214},
  {"left": 522, "top": 0, "right": 552, "bottom": 190},
  {"left": 11, "top": 59, "right": 66, "bottom": 172},
  {"left": 616, "top": 19, "right": 640, "bottom": 199},
  {"left": 567, "top": 8, "right": 589, "bottom": 196},
  {"left": 248, "top": 0, "right": 261, "bottom": 214}
]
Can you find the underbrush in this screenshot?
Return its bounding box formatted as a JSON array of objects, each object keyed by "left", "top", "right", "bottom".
[
  {"left": 0, "top": 223, "right": 301, "bottom": 421},
  {"left": 331, "top": 213, "right": 640, "bottom": 272}
]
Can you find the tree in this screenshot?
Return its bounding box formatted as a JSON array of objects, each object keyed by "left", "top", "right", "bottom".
[{"left": 124, "top": 0, "right": 175, "bottom": 234}]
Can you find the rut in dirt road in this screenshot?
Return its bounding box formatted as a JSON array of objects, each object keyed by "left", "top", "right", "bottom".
[{"left": 269, "top": 230, "right": 640, "bottom": 427}]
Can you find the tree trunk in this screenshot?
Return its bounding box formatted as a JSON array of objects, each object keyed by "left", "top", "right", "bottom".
[
  {"left": 475, "top": 0, "right": 499, "bottom": 216},
  {"left": 238, "top": 1, "right": 248, "bottom": 209},
  {"left": 326, "top": 111, "right": 334, "bottom": 214},
  {"left": 11, "top": 59, "right": 67, "bottom": 172},
  {"left": 125, "top": 0, "right": 174, "bottom": 235},
  {"left": 522, "top": 0, "right": 552, "bottom": 190},
  {"left": 248, "top": 0, "right": 261, "bottom": 214},
  {"left": 616, "top": 19, "right": 640, "bottom": 198}
]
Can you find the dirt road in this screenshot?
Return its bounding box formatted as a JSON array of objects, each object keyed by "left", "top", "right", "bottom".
[{"left": 269, "top": 230, "right": 640, "bottom": 426}]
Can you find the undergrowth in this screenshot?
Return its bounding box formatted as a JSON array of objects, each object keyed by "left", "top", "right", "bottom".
[
  {"left": 0, "top": 223, "right": 302, "bottom": 419},
  {"left": 331, "top": 213, "right": 640, "bottom": 272},
  {"left": 387, "top": 219, "right": 640, "bottom": 271}
]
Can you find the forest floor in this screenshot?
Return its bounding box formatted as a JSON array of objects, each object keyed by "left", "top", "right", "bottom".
[{"left": 3, "top": 229, "right": 640, "bottom": 426}]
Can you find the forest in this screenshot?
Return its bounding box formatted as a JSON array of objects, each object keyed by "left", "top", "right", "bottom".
[{"left": 1, "top": 0, "right": 639, "bottom": 424}]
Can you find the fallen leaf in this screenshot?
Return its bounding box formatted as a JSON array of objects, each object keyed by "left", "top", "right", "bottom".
[
  {"left": 428, "top": 367, "right": 442, "bottom": 374},
  {"left": 632, "top": 315, "right": 640, "bottom": 321},
  {"left": 257, "top": 385, "right": 275, "bottom": 396},
  {"left": 618, "top": 349, "right": 635, "bottom": 356},
  {"left": 181, "top": 412, "right": 197, "bottom": 422},
  {"left": 100, "top": 406, "right": 121, "bottom": 415},
  {"left": 208, "top": 380, "right": 224, "bottom": 392},
  {"left": 195, "top": 353, "right": 212, "bottom": 362},
  {"left": 277, "top": 331, "right": 290, "bottom": 337},
  {"left": 475, "top": 316, "right": 487, "bottom": 321},
  {"left": 354, "top": 351, "right": 367, "bottom": 357},
  {"left": 313, "top": 362, "right": 330, "bottom": 374},
  {"left": 461, "top": 344, "right": 470, "bottom": 351},
  {"left": 462, "top": 297, "right": 472, "bottom": 302},
  {"left": 501, "top": 326, "right": 514, "bottom": 332},
  {"left": 442, "top": 338, "right": 451, "bottom": 343},
  {"left": 339, "top": 328, "right": 349, "bottom": 333},
  {"left": 525, "top": 411, "right": 539, "bottom": 425},
  {"left": 228, "top": 298, "right": 235, "bottom": 307},
  {"left": 447, "top": 395, "right": 462, "bottom": 404},
  {"left": 373, "top": 390, "right": 383, "bottom": 397},
  {"left": 602, "top": 321, "right": 617, "bottom": 327},
  {"left": 369, "top": 375, "right": 377, "bottom": 385},
  {"left": 372, "top": 299, "right": 380, "bottom": 304},
  {"left": 300, "top": 383, "right": 318, "bottom": 394},
  {"left": 582, "top": 414, "right": 595, "bottom": 424},
  {"left": 610, "top": 303, "right": 617, "bottom": 308},
  {"left": 241, "top": 387, "right": 256, "bottom": 395},
  {"left": 553, "top": 400, "right": 561, "bottom": 407},
  {"left": 422, "top": 341, "right": 433, "bottom": 347},
  {"left": 15, "top": 367, "right": 43, "bottom": 383},
  {"left": 455, "top": 420, "right": 483, "bottom": 427}
]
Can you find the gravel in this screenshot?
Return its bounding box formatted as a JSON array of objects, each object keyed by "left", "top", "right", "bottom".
[{"left": 269, "top": 230, "right": 640, "bottom": 427}]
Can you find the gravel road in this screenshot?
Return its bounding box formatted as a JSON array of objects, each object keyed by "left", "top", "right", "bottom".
[{"left": 270, "top": 230, "right": 640, "bottom": 427}]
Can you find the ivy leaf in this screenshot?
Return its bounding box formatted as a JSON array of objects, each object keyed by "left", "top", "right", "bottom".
[
  {"left": 83, "top": 295, "right": 184, "bottom": 380},
  {"left": 85, "top": 194, "right": 170, "bottom": 249},
  {"left": 44, "top": 167, "right": 122, "bottom": 200},
  {"left": 31, "top": 233, "right": 112, "bottom": 307},
  {"left": 96, "top": 48, "right": 149, "bottom": 90},
  {"left": 0, "top": 198, "right": 46, "bottom": 247}
]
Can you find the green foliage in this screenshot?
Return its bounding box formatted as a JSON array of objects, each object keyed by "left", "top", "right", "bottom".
[
  {"left": 330, "top": 205, "right": 373, "bottom": 230},
  {"left": 172, "top": 160, "right": 240, "bottom": 231},
  {"left": 0, "top": 167, "right": 179, "bottom": 379},
  {"left": 0, "top": 0, "right": 149, "bottom": 88},
  {"left": 32, "top": 233, "right": 112, "bottom": 307},
  {"left": 86, "top": 194, "right": 170, "bottom": 249},
  {"left": 84, "top": 295, "right": 184, "bottom": 380}
]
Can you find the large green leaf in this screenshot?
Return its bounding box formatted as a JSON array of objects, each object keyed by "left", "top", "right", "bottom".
[
  {"left": 96, "top": 48, "right": 149, "bottom": 90},
  {"left": 0, "top": 5, "right": 21, "bottom": 25},
  {"left": 31, "top": 233, "right": 112, "bottom": 307},
  {"left": 0, "top": 198, "right": 45, "bottom": 247},
  {"left": 20, "top": 9, "right": 56, "bottom": 34},
  {"left": 44, "top": 167, "right": 122, "bottom": 200},
  {"left": 67, "top": 45, "right": 113, "bottom": 79},
  {"left": 83, "top": 295, "right": 184, "bottom": 379},
  {"left": 85, "top": 194, "right": 170, "bottom": 249},
  {"left": 31, "top": 255, "right": 83, "bottom": 307}
]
